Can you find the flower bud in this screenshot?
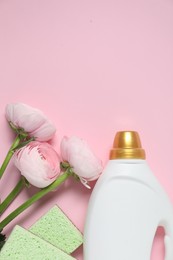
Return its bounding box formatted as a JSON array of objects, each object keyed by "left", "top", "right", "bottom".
[
  {"left": 6, "top": 103, "right": 56, "bottom": 141},
  {"left": 60, "top": 136, "right": 103, "bottom": 187}
]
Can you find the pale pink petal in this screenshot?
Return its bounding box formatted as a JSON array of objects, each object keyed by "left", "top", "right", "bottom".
[
  {"left": 31, "top": 120, "right": 56, "bottom": 141},
  {"left": 60, "top": 136, "right": 70, "bottom": 161},
  {"left": 5, "top": 103, "right": 45, "bottom": 131}
]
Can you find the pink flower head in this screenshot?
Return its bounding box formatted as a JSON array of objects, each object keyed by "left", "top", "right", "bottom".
[
  {"left": 14, "top": 141, "right": 61, "bottom": 188},
  {"left": 5, "top": 103, "right": 56, "bottom": 141},
  {"left": 60, "top": 136, "right": 103, "bottom": 188}
]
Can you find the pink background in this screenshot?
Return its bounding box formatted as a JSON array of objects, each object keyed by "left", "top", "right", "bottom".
[{"left": 0, "top": 0, "right": 173, "bottom": 259}]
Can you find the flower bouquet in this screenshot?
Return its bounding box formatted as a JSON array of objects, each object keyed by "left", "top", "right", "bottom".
[{"left": 0, "top": 103, "right": 103, "bottom": 258}]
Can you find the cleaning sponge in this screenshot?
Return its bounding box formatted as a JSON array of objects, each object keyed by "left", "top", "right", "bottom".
[
  {"left": 0, "top": 225, "right": 76, "bottom": 260},
  {"left": 29, "top": 205, "right": 83, "bottom": 254}
]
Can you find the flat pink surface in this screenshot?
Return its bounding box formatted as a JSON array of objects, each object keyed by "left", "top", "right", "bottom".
[{"left": 0, "top": 0, "right": 173, "bottom": 259}]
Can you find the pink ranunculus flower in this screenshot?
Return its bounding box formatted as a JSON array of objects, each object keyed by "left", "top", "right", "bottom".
[
  {"left": 5, "top": 103, "right": 56, "bottom": 141},
  {"left": 14, "top": 141, "right": 61, "bottom": 188},
  {"left": 60, "top": 136, "right": 103, "bottom": 188}
]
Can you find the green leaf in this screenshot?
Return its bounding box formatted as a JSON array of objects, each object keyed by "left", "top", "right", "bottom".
[
  {"left": 8, "top": 122, "right": 29, "bottom": 141},
  {"left": 9, "top": 121, "right": 18, "bottom": 132},
  {"left": 60, "top": 162, "right": 70, "bottom": 170},
  {"left": 23, "top": 177, "right": 31, "bottom": 188},
  {"left": 14, "top": 137, "right": 35, "bottom": 151}
]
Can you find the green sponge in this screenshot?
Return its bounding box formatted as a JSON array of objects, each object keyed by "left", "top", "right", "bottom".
[
  {"left": 0, "top": 225, "right": 76, "bottom": 260},
  {"left": 29, "top": 205, "right": 83, "bottom": 254}
]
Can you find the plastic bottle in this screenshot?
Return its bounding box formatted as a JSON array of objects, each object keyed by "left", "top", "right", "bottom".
[{"left": 84, "top": 131, "right": 173, "bottom": 260}]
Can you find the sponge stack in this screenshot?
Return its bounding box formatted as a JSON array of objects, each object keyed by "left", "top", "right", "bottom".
[
  {"left": 29, "top": 205, "right": 83, "bottom": 254},
  {"left": 0, "top": 225, "right": 76, "bottom": 260},
  {"left": 0, "top": 205, "right": 83, "bottom": 259}
]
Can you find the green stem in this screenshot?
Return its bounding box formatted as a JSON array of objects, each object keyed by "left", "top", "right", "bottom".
[
  {"left": 0, "top": 171, "right": 70, "bottom": 231},
  {"left": 0, "top": 179, "right": 24, "bottom": 215},
  {"left": 0, "top": 136, "right": 20, "bottom": 179}
]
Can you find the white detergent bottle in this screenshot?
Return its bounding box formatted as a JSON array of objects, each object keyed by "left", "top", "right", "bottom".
[{"left": 84, "top": 131, "right": 173, "bottom": 260}]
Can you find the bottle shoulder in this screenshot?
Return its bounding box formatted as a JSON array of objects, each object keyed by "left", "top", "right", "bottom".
[
  {"left": 93, "top": 159, "right": 172, "bottom": 208},
  {"left": 98, "top": 159, "right": 151, "bottom": 181}
]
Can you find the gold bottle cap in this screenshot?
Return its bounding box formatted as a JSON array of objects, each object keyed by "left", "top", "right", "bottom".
[{"left": 110, "top": 131, "right": 146, "bottom": 159}]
